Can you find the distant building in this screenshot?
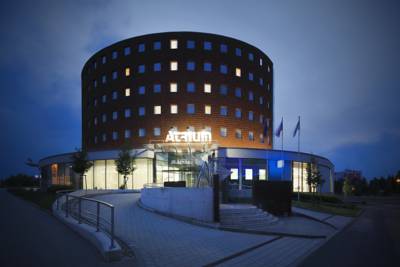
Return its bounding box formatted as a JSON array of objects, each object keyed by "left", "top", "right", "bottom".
[{"left": 335, "top": 169, "right": 362, "bottom": 181}]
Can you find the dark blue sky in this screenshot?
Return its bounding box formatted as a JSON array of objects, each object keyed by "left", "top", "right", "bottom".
[{"left": 0, "top": 0, "right": 399, "bottom": 179}]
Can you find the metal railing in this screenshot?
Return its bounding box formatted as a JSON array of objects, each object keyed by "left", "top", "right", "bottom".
[{"left": 55, "top": 191, "right": 115, "bottom": 249}]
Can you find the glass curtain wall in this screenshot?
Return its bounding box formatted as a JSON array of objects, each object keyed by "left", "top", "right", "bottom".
[{"left": 292, "top": 161, "right": 310, "bottom": 192}]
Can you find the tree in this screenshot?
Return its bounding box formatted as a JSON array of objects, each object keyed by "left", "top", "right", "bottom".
[
  {"left": 71, "top": 149, "right": 93, "bottom": 189},
  {"left": 115, "top": 146, "right": 136, "bottom": 189},
  {"left": 343, "top": 177, "right": 352, "bottom": 196},
  {"left": 305, "top": 158, "right": 324, "bottom": 201}
]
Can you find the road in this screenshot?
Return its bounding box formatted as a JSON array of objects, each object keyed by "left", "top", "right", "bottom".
[
  {"left": 299, "top": 197, "right": 400, "bottom": 267},
  {"left": 0, "top": 189, "right": 133, "bottom": 267}
]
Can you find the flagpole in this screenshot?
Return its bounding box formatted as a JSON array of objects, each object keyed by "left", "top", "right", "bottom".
[
  {"left": 297, "top": 116, "right": 300, "bottom": 201},
  {"left": 281, "top": 117, "right": 284, "bottom": 180}
]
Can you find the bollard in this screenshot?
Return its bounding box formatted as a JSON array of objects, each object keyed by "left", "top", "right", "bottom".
[
  {"left": 96, "top": 202, "right": 100, "bottom": 232},
  {"left": 78, "top": 198, "right": 82, "bottom": 224},
  {"left": 110, "top": 206, "right": 115, "bottom": 249},
  {"left": 65, "top": 194, "right": 69, "bottom": 218}
]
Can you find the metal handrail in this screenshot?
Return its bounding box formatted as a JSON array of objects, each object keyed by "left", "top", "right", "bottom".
[{"left": 55, "top": 191, "right": 115, "bottom": 249}]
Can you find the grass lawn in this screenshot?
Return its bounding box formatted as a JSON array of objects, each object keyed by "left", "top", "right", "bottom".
[
  {"left": 293, "top": 200, "right": 362, "bottom": 217},
  {"left": 7, "top": 188, "right": 57, "bottom": 211}
]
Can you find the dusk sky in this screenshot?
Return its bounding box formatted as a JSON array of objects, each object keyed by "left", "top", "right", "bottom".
[{"left": 0, "top": 0, "right": 399, "bottom": 179}]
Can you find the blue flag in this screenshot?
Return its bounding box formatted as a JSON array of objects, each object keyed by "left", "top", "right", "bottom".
[
  {"left": 275, "top": 118, "right": 283, "bottom": 137},
  {"left": 293, "top": 118, "right": 300, "bottom": 137}
]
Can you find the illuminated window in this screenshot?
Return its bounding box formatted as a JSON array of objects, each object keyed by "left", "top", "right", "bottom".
[
  {"left": 204, "top": 83, "right": 211, "bottom": 93},
  {"left": 112, "top": 51, "right": 118, "bottom": 59},
  {"left": 154, "top": 62, "right": 161, "bottom": 72},
  {"left": 170, "top": 61, "right": 178, "bottom": 71},
  {"left": 248, "top": 111, "right": 254, "bottom": 121},
  {"left": 187, "top": 40, "right": 195, "bottom": 49},
  {"left": 124, "top": 47, "right": 131, "bottom": 56},
  {"left": 220, "top": 106, "right": 228, "bottom": 116},
  {"left": 125, "top": 88, "right": 130, "bottom": 96},
  {"left": 187, "top": 104, "right": 195, "bottom": 114},
  {"left": 235, "top": 129, "right": 242, "bottom": 139},
  {"left": 112, "top": 111, "right": 118, "bottom": 120},
  {"left": 139, "top": 106, "right": 145, "bottom": 116},
  {"left": 268, "top": 65, "right": 271, "bottom": 73},
  {"left": 235, "top": 48, "right": 242, "bottom": 56},
  {"left": 170, "top": 83, "right": 178, "bottom": 92},
  {"left": 102, "top": 94, "right": 107, "bottom": 103},
  {"left": 259, "top": 169, "right": 266, "bottom": 180},
  {"left": 170, "top": 104, "right": 178, "bottom": 114},
  {"left": 138, "top": 43, "right": 145, "bottom": 52},
  {"left": 102, "top": 75, "right": 107, "bottom": 84},
  {"left": 203, "top": 41, "right": 212, "bottom": 50},
  {"left": 138, "top": 86, "right": 145, "bottom": 95},
  {"left": 154, "top": 127, "right": 161, "bottom": 136},
  {"left": 259, "top": 58, "right": 263, "bottom": 66},
  {"left": 259, "top": 97, "right": 264, "bottom": 105},
  {"left": 248, "top": 53, "right": 254, "bottom": 61},
  {"left": 248, "top": 91, "right": 254, "bottom": 101},
  {"left": 204, "top": 105, "right": 211, "bottom": 115},
  {"left": 186, "top": 82, "right": 195, "bottom": 93},
  {"left": 125, "top": 67, "right": 130, "bottom": 77},
  {"left": 260, "top": 133, "right": 265, "bottom": 143},
  {"left": 112, "top": 91, "right": 118, "bottom": 100},
  {"left": 220, "top": 64, "right": 228, "bottom": 74},
  {"left": 230, "top": 168, "right": 238, "bottom": 180},
  {"left": 219, "top": 84, "right": 228, "bottom": 95},
  {"left": 102, "top": 56, "right": 106, "bottom": 64},
  {"left": 187, "top": 61, "right": 195, "bottom": 71},
  {"left": 204, "top": 126, "right": 211, "bottom": 133},
  {"left": 112, "top": 71, "right": 118, "bottom": 80},
  {"left": 154, "top": 105, "right": 161, "bottom": 114},
  {"left": 138, "top": 128, "right": 146, "bottom": 137},
  {"left": 259, "top": 78, "right": 264, "bottom": 86},
  {"left": 235, "top": 87, "right": 242, "bottom": 98},
  {"left": 235, "top": 68, "right": 241, "bottom": 77},
  {"left": 124, "top": 108, "right": 131, "bottom": 118},
  {"left": 102, "top": 133, "right": 106, "bottom": 142},
  {"left": 94, "top": 117, "right": 98, "bottom": 125},
  {"left": 124, "top": 129, "right": 131, "bottom": 139},
  {"left": 220, "top": 44, "right": 228, "bottom": 53},
  {"left": 220, "top": 127, "right": 227, "bottom": 137},
  {"left": 153, "top": 41, "right": 161, "bottom": 50},
  {"left": 235, "top": 108, "right": 242, "bottom": 118},
  {"left": 112, "top": 131, "right": 118, "bottom": 140},
  {"left": 248, "top": 72, "right": 253, "bottom": 81},
  {"left": 153, "top": 84, "right": 161, "bottom": 93},
  {"left": 94, "top": 98, "right": 98, "bottom": 106},
  {"left": 170, "top": 39, "right": 178, "bottom": 49},
  {"left": 94, "top": 136, "right": 98, "bottom": 144},
  {"left": 248, "top": 131, "right": 254, "bottom": 141},
  {"left": 259, "top": 114, "right": 264, "bottom": 124},
  {"left": 245, "top": 169, "right": 253, "bottom": 180},
  {"left": 102, "top": 114, "right": 107, "bottom": 123},
  {"left": 204, "top": 62, "right": 212, "bottom": 72},
  {"left": 138, "top": 65, "right": 145, "bottom": 73}
]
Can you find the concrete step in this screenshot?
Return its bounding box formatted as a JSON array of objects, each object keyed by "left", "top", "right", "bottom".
[{"left": 219, "top": 205, "right": 278, "bottom": 229}]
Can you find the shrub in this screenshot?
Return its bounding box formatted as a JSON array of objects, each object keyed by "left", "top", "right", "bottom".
[{"left": 293, "top": 192, "right": 342, "bottom": 204}]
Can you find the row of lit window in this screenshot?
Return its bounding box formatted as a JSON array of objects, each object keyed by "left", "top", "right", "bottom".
[
  {"left": 91, "top": 105, "right": 272, "bottom": 124},
  {"left": 92, "top": 61, "right": 269, "bottom": 88},
  {"left": 91, "top": 84, "right": 270, "bottom": 107},
  {"left": 92, "top": 38, "right": 269, "bottom": 70},
  {"left": 93, "top": 127, "right": 271, "bottom": 144}
]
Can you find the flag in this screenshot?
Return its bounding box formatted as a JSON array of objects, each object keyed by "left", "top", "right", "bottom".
[
  {"left": 275, "top": 118, "right": 283, "bottom": 137},
  {"left": 293, "top": 117, "right": 300, "bottom": 137}
]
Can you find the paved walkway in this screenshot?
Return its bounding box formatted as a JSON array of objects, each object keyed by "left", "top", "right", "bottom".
[
  {"left": 91, "top": 193, "right": 325, "bottom": 266},
  {"left": 0, "top": 189, "right": 133, "bottom": 267}
]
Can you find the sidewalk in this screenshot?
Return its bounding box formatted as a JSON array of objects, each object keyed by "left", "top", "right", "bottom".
[
  {"left": 292, "top": 207, "right": 353, "bottom": 230},
  {"left": 90, "top": 193, "right": 326, "bottom": 267}
]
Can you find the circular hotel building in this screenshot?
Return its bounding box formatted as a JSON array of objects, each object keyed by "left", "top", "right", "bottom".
[{"left": 39, "top": 32, "right": 334, "bottom": 193}]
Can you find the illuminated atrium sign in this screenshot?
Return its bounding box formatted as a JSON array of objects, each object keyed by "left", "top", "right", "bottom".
[{"left": 165, "top": 130, "right": 212, "bottom": 143}]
